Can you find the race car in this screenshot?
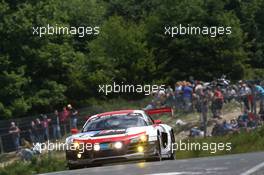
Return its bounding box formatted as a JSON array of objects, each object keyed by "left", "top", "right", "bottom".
[{"left": 65, "top": 108, "right": 175, "bottom": 169}]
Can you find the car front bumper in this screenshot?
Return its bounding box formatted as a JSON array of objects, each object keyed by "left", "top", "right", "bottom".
[{"left": 66, "top": 141, "right": 157, "bottom": 165}]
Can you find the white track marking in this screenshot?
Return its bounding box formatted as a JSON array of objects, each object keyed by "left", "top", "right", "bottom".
[
  {"left": 145, "top": 172, "right": 203, "bottom": 175},
  {"left": 241, "top": 161, "right": 264, "bottom": 175}
]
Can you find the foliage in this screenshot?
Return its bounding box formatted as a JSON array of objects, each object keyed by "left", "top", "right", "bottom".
[{"left": 0, "top": 0, "right": 263, "bottom": 118}]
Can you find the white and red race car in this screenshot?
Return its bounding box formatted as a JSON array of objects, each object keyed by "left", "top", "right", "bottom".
[{"left": 65, "top": 108, "right": 175, "bottom": 169}]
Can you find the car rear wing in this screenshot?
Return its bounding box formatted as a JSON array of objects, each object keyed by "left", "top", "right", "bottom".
[{"left": 144, "top": 107, "right": 174, "bottom": 117}]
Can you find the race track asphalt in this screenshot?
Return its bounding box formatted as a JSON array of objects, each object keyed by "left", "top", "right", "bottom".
[{"left": 41, "top": 152, "right": 264, "bottom": 175}]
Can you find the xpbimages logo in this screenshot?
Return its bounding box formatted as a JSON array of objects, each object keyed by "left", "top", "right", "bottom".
[
  {"left": 164, "top": 24, "right": 232, "bottom": 38},
  {"left": 32, "top": 24, "right": 100, "bottom": 37},
  {"left": 98, "top": 82, "right": 165, "bottom": 95},
  {"left": 172, "top": 140, "right": 232, "bottom": 154}
]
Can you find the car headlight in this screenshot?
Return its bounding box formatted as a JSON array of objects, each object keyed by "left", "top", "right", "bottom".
[
  {"left": 137, "top": 146, "right": 144, "bottom": 152},
  {"left": 94, "top": 143, "right": 100, "bottom": 151},
  {"left": 114, "top": 142, "right": 123, "bottom": 149},
  {"left": 72, "top": 141, "right": 80, "bottom": 149},
  {"left": 130, "top": 134, "right": 148, "bottom": 143},
  {"left": 139, "top": 135, "right": 148, "bottom": 142}
]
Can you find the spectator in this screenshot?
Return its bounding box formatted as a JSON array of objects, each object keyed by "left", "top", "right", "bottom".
[
  {"left": 222, "top": 120, "right": 233, "bottom": 132},
  {"left": 165, "top": 85, "right": 173, "bottom": 95},
  {"left": 36, "top": 118, "right": 44, "bottom": 143},
  {"left": 254, "top": 83, "right": 264, "bottom": 112},
  {"left": 259, "top": 106, "right": 264, "bottom": 125},
  {"left": 60, "top": 106, "right": 70, "bottom": 135},
  {"left": 247, "top": 84, "right": 255, "bottom": 113},
  {"left": 211, "top": 121, "right": 226, "bottom": 136},
  {"left": 182, "top": 82, "right": 193, "bottom": 112},
  {"left": 9, "top": 122, "right": 20, "bottom": 152},
  {"left": 193, "top": 81, "right": 203, "bottom": 113},
  {"left": 195, "top": 86, "right": 212, "bottom": 137},
  {"left": 19, "top": 138, "right": 41, "bottom": 161},
  {"left": 29, "top": 121, "right": 37, "bottom": 144},
  {"left": 239, "top": 83, "right": 251, "bottom": 111},
  {"left": 230, "top": 119, "right": 239, "bottom": 130},
  {"left": 52, "top": 110, "right": 61, "bottom": 140},
  {"left": 165, "top": 85, "right": 174, "bottom": 107},
  {"left": 143, "top": 100, "right": 156, "bottom": 110},
  {"left": 174, "top": 82, "right": 183, "bottom": 110},
  {"left": 61, "top": 107, "right": 70, "bottom": 122},
  {"left": 68, "top": 104, "right": 78, "bottom": 129},
  {"left": 212, "top": 86, "right": 224, "bottom": 119},
  {"left": 226, "top": 86, "right": 237, "bottom": 102},
  {"left": 251, "top": 84, "right": 258, "bottom": 114},
  {"left": 237, "top": 109, "right": 249, "bottom": 128},
  {"left": 41, "top": 114, "right": 51, "bottom": 141},
  {"left": 189, "top": 127, "right": 204, "bottom": 137}
]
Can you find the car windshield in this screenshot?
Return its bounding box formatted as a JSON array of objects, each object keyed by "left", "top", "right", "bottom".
[{"left": 83, "top": 114, "right": 147, "bottom": 132}]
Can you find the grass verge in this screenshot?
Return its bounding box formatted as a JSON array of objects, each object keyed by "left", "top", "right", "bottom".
[
  {"left": 0, "top": 152, "right": 66, "bottom": 175},
  {"left": 176, "top": 126, "right": 264, "bottom": 159}
]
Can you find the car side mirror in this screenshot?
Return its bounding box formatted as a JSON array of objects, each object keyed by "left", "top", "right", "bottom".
[
  {"left": 154, "top": 120, "right": 162, "bottom": 124},
  {"left": 71, "top": 128, "right": 79, "bottom": 134}
]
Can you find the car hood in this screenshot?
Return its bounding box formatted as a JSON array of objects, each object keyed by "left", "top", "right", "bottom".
[{"left": 71, "top": 127, "right": 147, "bottom": 141}]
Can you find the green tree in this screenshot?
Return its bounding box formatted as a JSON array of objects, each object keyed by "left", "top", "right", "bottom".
[
  {"left": 88, "top": 16, "right": 156, "bottom": 95},
  {"left": 145, "top": 0, "right": 247, "bottom": 82}
]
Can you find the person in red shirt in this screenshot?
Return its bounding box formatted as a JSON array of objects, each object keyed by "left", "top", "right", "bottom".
[
  {"left": 60, "top": 107, "right": 69, "bottom": 123},
  {"left": 60, "top": 107, "right": 70, "bottom": 135},
  {"left": 41, "top": 114, "right": 51, "bottom": 141},
  {"left": 212, "top": 86, "right": 224, "bottom": 119}
]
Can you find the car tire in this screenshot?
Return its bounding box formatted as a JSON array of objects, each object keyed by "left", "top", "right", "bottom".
[
  {"left": 68, "top": 163, "right": 83, "bottom": 170},
  {"left": 156, "top": 136, "right": 162, "bottom": 161},
  {"left": 169, "top": 130, "right": 176, "bottom": 160},
  {"left": 146, "top": 136, "right": 162, "bottom": 162}
]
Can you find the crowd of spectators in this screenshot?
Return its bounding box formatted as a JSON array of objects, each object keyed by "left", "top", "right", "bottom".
[
  {"left": 211, "top": 107, "right": 264, "bottom": 137},
  {"left": 145, "top": 78, "right": 264, "bottom": 137},
  {"left": 8, "top": 104, "right": 79, "bottom": 152}
]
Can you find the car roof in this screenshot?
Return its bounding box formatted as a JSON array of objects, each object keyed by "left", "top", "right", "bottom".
[
  {"left": 96, "top": 109, "right": 135, "bottom": 117},
  {"left": 83, "top": 109, "right": 146, "bottom": 127}
]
